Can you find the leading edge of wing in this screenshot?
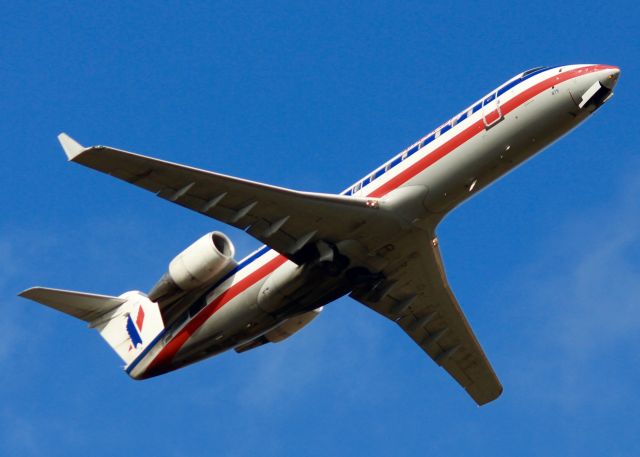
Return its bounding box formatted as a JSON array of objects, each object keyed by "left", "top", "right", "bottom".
[{"left": 55, "top": 132, "right": 375, "bottom": 208}]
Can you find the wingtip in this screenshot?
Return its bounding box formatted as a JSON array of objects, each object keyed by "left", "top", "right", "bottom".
[
  {"left": 57, "top": 133, "right": 86, "bottom": 160},
  {"left": 18, "top": 287, "right": 41, "bottom": 299},
  {"left": 472, "top": 382, "right": 504, "bottom": 406}
]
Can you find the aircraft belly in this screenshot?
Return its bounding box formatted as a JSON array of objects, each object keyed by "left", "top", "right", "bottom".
[{"left": 171, "top": 262, "right": 350, "bottom": 367}]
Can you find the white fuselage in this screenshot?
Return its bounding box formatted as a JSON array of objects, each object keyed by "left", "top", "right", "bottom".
[{"left": 127, "top": 64, "right": 619, "bottom": 379}]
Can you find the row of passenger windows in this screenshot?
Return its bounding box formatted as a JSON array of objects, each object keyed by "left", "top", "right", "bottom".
[
  {"left": 344, "top": 66, "right": 551, "bottom": 196},
  {"left": 343, "top": 102, "right": 479, "bottom": 195}
]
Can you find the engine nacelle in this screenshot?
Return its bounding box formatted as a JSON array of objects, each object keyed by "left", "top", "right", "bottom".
[
  {"left": 257, "top": 261, "right": 306, "bottom": 313},
  {"left": 148, "top": 232, "right": 236, "bottom": 302},
  {"left": 169, "top": 231, "right": 235, "bottom": 290},
  {"left": 264, "top": 307, "right": 323, "bottom": 343}
]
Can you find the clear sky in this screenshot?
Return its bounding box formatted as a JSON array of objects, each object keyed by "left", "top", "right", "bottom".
[{"left": 2, "top": 1, "right": 639, "bottom": 456}]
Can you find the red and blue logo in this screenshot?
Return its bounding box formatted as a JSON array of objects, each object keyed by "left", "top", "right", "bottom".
[{"left": 126, "top": 306, "right": 145, "bottom": 349}]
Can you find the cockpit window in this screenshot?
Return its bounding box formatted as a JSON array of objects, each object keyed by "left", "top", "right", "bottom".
[{"left": 521, "top": 66, "right": 546, "bottom": 78}]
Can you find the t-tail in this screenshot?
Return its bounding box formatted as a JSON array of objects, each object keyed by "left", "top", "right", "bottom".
[{"left": 19, "top": 287, "right": 164, "bottom": 370}]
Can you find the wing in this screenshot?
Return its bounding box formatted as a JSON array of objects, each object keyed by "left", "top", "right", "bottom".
[
  {"left": 350, "top": 230, "right": 502, "bottom": 406},
  {"left": 58, "top": 134, "right": 394, "bottom": 260}
]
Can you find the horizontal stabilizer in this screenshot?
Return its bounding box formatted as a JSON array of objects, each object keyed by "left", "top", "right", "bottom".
[{"left": 19, "top": 287, "right": 126, "bottom": 323}]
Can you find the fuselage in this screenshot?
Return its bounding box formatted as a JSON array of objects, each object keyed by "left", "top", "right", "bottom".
[{"left": 127, "top": 64, "right": 619, "bottom": 379}]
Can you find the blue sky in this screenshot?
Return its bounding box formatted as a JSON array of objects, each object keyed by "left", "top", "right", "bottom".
[{"left": 2, "top": 1, "right": 639, "bottom": 455}]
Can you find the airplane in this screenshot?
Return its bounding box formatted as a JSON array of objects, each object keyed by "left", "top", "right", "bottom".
[{"left": 19, "top": 64, "right": 619, "bottom": 406}]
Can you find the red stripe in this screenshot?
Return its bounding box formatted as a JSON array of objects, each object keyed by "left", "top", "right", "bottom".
[
  {"left": 146, "top": 64, "right": 612, "bottom": 374},
  {"left": 146, "top": 254, "right": 288, "bottom": 374}
]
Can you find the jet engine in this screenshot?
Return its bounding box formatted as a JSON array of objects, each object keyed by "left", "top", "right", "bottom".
[{"left": 148, "top": 231, "right": 236, "bottom": 302}]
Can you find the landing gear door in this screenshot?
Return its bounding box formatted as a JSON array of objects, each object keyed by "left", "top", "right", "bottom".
[{"left": 482, "top": 90, "right": 503, "bottom": 129}]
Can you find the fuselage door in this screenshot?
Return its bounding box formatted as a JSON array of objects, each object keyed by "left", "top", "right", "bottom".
[{"left": 481, "top": 90, "right": 503, "bottom": 129}]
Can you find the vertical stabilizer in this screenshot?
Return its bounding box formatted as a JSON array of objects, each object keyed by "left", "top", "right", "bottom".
[
  {"left": 19, "top": 288, "right": 164, "bottom": 367},
  {"left": 94, "top": 291, "right": 164, "bottom": 366}
]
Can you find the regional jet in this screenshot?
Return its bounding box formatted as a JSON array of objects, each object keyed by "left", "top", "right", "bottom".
[{"left": 20, "top": 64, "right": 620, "bottom": 405}]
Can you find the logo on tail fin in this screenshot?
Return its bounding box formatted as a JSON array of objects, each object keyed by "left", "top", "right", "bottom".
[{"left": 126, "top": 306, "right": 145, "bottom": 349}]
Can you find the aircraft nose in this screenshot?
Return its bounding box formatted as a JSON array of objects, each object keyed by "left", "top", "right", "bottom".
[{"left": 600, "top": 66, "right": 620, "bottom": 89}]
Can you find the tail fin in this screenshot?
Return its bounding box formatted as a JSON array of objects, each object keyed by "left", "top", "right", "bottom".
[{"left": 19, "top": 287, "right": 164, "bottom": 366}]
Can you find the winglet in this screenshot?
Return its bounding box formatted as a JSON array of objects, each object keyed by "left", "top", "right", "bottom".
[{"left": 57, "top": 133, "right": 86, "bottom": 160}]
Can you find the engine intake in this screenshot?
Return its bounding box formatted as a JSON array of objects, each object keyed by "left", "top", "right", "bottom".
[
  {"left": 169, "top": 231, "right": 235, "bottom": 290},
  {"left": 148, "top": 231, "right": 236, "bottom": 302}
]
